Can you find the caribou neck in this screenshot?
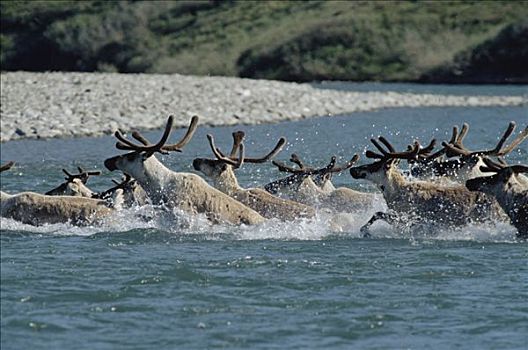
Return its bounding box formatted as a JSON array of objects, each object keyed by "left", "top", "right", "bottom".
[
  {"left": 213, "top": 166, "right": 241, "bottom": 196},
  {"left": 376, "top": 167, "right": 408, "bottom": 204},
  {"left": 133, "top": 156, "right": 176, "bottom": 203},
  {"left": 489, "top": 175, "right": 528, "bottom": 216},
  {"left": 320, "top": 179, "right": 336, "bottom": 193}
]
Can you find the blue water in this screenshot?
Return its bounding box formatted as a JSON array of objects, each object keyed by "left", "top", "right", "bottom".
[
  {"left": 314, "top": 81, "right": 528, "bottom": 97},
  {"left": 1, "top": 84, "right": 527, "bottom": 349}
]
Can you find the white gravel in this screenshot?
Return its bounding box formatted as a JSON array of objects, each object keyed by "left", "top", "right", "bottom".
[{"left": 1, "top": 72, "right": 525, "bottom": 142}]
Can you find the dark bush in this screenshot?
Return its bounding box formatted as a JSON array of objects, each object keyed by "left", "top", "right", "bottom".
[{"left": 422, "top": 21, "right": 528, "bottom": 83}]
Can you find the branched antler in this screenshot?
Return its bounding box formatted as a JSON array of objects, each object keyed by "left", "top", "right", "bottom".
[
  {"left": 366, "top": 137, "right": 420, "bottom": 161},
  {"left": 272, "top": 154, "right": 359, "bottom": 176},
  {"left": 114, "top": 115, "right": 199, "bottom": 154},
  {"left": 213, "top": 131, "right": 286, "bottom": 165},
  {"left": 96, "top": 174, "right": 136, "bottom": 199},
  {"left": 442, "top": 122, "right": 526, "bottom": 158},
  {"left": 206, "top": 133, "right": 245, "bottom": 168},
  {"left": 62, "top": 167, "right": 101, "bottom": 184},
  {"left": 479, "top": 158, "right": 528, "bottom": 174}
]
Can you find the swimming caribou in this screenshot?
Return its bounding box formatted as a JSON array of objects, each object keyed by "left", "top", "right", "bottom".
[
  {"left": 1, "top": 162, "right": 119, "bottom": 226},
  {"left": 349, "top": 136, "right": 507, "bottom": 236},
  {"left": 466, "top": 158, "right": 528, "bottom": 238},
  {"left": 409, "top": 122, "right": 527, "bottom": 182},
  {"left": 192, "top": 131, "right": 316, "bottom": 221},
  {"left": 265, "top": 153, "right": 377, "bottom": 213},
  {"left": 103, "top": 116, "right": 265, "bottom": 225},
  {"left": 95, "top": 174, "right": 150, "bottom": 208},
  {"left": 45, "top": 167, "right": 101, "bottom": 197}
]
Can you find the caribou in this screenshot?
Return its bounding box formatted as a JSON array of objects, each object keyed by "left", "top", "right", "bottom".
[
  {"left": 1, "top": 161, "right": 119, "bottom": 226},
  {"left": 466, "top": 158, "right": 528, "bottom": 238},
  {"left": 410, "top": 122, "right": 527, "bottom": 182},
  {"left": 265, "top": 153, "right": 377, "bottom": 213},
  {"left": 192, "top": 131, "right": 316, "bottom": 221},
  {"left": 95, "top": 174, "right": 150, "bottom": 207},
  {"left": 45, "top": 167, "right": 100, "bottom": 197},
  {"left": 103, "top": 116, "right": 265, "bottom": 225},
  {"left": 349, "top": 137, "right": 507, "bottom": 236}
]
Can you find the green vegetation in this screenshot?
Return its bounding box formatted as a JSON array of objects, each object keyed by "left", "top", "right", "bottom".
[{"left": 1, "top": 0, "right": 527, "bottom": 82}]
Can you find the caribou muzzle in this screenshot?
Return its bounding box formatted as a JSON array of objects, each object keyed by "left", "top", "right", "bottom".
[
  {"left": 350, "top": 166, "right": 367, "bottom": 179},
  {"left": 193, "top": 158, "right": 212, "bottom": 171},
  {"left": 104, "top": 155, "right": 120, "bottom": 171},
  {"left": 465, "top": 177, "right": 484, "bottom": 192}
]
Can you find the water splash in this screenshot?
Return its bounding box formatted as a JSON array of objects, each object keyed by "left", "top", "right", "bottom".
[{"left": 0, "top": 201, "right": 519, "bottom": 243}]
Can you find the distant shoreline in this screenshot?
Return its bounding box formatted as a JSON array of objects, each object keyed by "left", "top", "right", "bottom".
[{"left": 1, "top": 72, "right": 525, "bottom": 143}]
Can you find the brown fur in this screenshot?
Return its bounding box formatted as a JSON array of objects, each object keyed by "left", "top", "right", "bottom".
[
  {"left": 193, "top": 160, "right": 315, "bottom": 221},
  {"left": 378, "top": 169, "right": 506, "bottom": 225},
  {"left": 162, "top": 173, "right": 267, "bottom": 225},
  {"left": 292, "top": 177, "right": 376, "bottom": 213},
  {"left": 106, "top": 154, "right": 265, "bottom": 226},
  {"left": 467, "top": 172, "right": 528, "bottom": 236},
  {"left": 351, "top": 161, "right": 508, "bottom": 232},
  {"left": 1, "top": 191, "right": 113, "bottom": 226}
]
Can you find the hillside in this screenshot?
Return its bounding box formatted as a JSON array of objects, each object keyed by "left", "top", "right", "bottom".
[{"left": 1, "top": 1, "right": 527, "bottom": 83}]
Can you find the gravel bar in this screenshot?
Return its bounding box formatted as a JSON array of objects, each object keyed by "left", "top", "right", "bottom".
[{"left": 1, "top": 72, "right": 525, "bottom": 142}]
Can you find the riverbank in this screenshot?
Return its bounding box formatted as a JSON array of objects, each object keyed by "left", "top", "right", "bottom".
[{"left": 0, "top": 72, "right": 525, "bottom": 142}]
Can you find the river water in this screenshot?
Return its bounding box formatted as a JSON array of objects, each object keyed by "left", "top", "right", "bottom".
[{"left": 1, "top": 84, "right": 527, "bottom": 349}]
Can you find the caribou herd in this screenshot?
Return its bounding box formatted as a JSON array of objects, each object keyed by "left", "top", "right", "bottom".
[{"left": 1, "top": 116, "right": 526, "bottom": 238}]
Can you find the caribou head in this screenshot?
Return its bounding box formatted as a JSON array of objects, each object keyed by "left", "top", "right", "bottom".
[
  {"left": 466, "top": 158, "right": 528, "bottom": 238},
  {"left": 96, "top": 174, "right": 150, "bottom": 207},
  {"left": 350, "top": 136, "right": 420, "bottom": 185},
  {"left": 466, "top": 158, "right": 528, "bottom": 194},
  {"left": 104, "top": 115, "right": 199, "bottom": 182},
  {"left": 409, "top": 122, "right": 526, "bottom": 180},
  {"left": 45, "top": 167, "right": 101, "bottom": 197},
  {"left": 438, "top": 121, "right": 526, "bottom": 179}
]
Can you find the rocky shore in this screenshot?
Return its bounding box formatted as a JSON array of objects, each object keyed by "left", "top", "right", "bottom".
[{"left": 1, "top": 72, "right": 525, "bottom": 142}]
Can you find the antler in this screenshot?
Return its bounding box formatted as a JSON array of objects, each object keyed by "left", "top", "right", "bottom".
[
  {"left": 454, "top": 123, "right": 469, "bottom": 150},
  {"left": 290, "top": 154, "right": 309, "bottom": 170},
  {"left": 229, "top": 131, "right": 245, "bottom": 158},
  {"left": 0, "top": 161, "right": 15, "bottom": 172},
  {"left": 206, "top": 134, "right": 244, "bottom": 168},
  {"left": 272, "top": 160, "right": 307, "bottom": 174},
  {"left": 96, "top": 174, "right": 134, "bottom": 199},
  {"left": 161, "top": 115, "right": 199, "bottom": 151},
  {"left": 366, "top": 137, "right": 420, "bottom": 161},
  {"left": 62, "top": 167, "right": 101, "bottom": 184},
  {"left": 442, "top": 122, "right": 526, "bottom": 158},
  {"left": 406, "top": 138, "right": 438, "bottom": 163},
  {"left": 114, "top": 115, "right": 199, "bottom": 154},
  {"left": 416, "top": 139, "right": 437, "bottom": 157},
  {"left": 419, "top": 124, "right": 462, "bottom": 162},
  {"left": 326, "top": 154, "right": 360, "bottom": 173},
  {"left": 242, "top": 137, "right": 286, "bottom": 163},
  {"left": 272, "top": 153, "right": 314, "bottom": 174},
  {"left": 480, "top": 157, "right": 528, "bottom": 174},
  {"left": 494, "top": 124, "right": 527, "bottom": 156},
  {"left": 218, "top": 135, "right": 287, "bottom": 164},
  {"left": 272, "top": 154, "right": 359, "bottom": 176}
]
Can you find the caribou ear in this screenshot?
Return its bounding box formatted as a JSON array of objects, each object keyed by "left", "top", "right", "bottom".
[
  {"left": 384, "top": 159, "right": 397, "bottom": 170},
  {"left": 502, "top": 167, "right": 515, "bottom": 179}
]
